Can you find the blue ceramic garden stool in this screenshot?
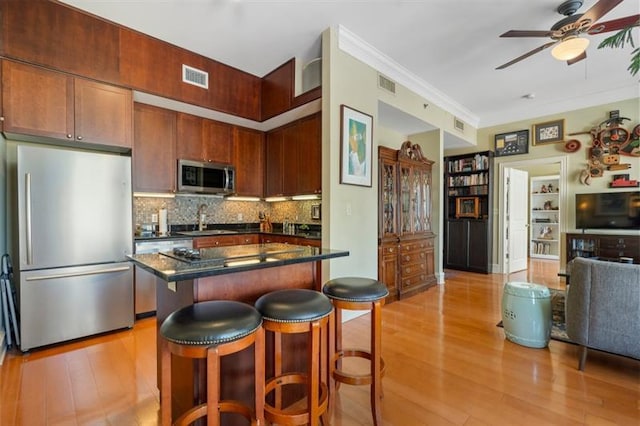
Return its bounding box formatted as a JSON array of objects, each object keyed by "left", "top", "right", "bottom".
[
  {"left": 255, "top": 289, "right": 333, "bottom": 426},
  {"left": 322, "top": 277, "right": 389, "bottom": 426},
  {"left": 159, "top": 300, "right": 265, "bottom": 426}
]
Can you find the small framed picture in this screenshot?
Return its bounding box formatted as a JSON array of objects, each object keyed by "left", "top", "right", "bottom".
[
  {"left": 455, "top": 196, "right": 480, "bottom": 218},
  {"left": 340, "top": 105, "right": 373, "bottom": 187},
  {"left": 533, "top": 119, "right": 565, "bottom": 145},
  {"left": 494, "top": 129, "right": 529, "bottom": 157}
]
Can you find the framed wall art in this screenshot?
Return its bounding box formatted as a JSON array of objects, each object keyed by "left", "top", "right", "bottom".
[
  {"left": 455, "top": 196, "right": 480, "bottom": 218},
  {"left": 494, "top": 129, "right": 529, "bottom": 157},
  {"left": 533, "top": 119, "right": 565, "bottom": 145},
  {"left": 340, "top": 105, "right": 373, "bottom": 187}
]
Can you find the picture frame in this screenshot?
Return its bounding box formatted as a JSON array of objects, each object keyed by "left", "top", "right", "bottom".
[
  {"left": 494, "top": 129, "right": 529, "bottom": 157},
  {"left": 455, "top": 196, "right": 480, "bottom": 218},
  {"left": 533, "top": 119, "right": 565, "bottom": 145},
  {"left": 340, "top": 104, "right": 373, "bottom": 187}
]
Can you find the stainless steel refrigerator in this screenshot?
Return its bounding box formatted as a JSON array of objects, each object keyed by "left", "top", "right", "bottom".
[{"left": 12, "top": 144, "right": 134, "bottom": 351}]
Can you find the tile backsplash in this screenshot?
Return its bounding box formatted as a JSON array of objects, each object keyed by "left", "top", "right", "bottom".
[{"left": 134, "top": 196, "right": 321, "bottom": 228}]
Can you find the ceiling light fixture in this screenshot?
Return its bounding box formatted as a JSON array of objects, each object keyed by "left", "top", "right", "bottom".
[{"left": 551, "top": 36, "right": 590, "bottom": 61}]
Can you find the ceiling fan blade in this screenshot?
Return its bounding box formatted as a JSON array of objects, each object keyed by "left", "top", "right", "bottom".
[
  {"left": 496, "top": 41, "right": 557, "bottom": 70},
  {"left": 579, "top": 0, "right": 624, "bottom": 26},
  {"left": 588, "top": 14, "right": 640, "bottom": 34},
  {"left": 567, "top": 51, "right": 587, "bottom": 65},
  {"left": 500, "top": 30, "right": 555, "bottom": 38}
]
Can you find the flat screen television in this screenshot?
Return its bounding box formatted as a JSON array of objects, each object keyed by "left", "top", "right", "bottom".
[{"left": 575, "top": 191, "right": 640, "bottom": 230}]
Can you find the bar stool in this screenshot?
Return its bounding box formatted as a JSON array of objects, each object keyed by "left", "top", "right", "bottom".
[
  {"left": 322, "top": 277, "right": 389, "bottom": 426},
  {"left": 159, "top": 300, "right": 265, "bottom": 426},
  {"left": 255, "top": 288, "right": 333, "bottom": 426}
]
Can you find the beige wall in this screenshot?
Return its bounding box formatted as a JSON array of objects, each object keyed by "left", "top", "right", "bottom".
[{"left": 445, "top": 98, "right": 640, "bottom": 268}]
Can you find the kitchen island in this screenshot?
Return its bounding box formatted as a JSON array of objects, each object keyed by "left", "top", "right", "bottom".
[{"left": 127, "top": 243, "right": 348, "bottom": 424}]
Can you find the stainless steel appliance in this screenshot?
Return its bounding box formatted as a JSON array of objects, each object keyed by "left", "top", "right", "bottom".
[
  {"left": 12, "top": 145, "right": 134, "bottom": 351},
  {"left": 133, "top": 238, "right": 192, "bottom": 316},
  {"left": 177, "top": 159, "right": 235, "bottom": 195}
]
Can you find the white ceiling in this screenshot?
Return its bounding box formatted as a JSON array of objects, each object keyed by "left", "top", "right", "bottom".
[{"left": 60, "top": 0, "right": 639, "bottom": 142}]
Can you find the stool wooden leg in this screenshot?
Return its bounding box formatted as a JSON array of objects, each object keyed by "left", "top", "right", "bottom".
[
  {"left": 327, "top": 309, "right": 337, "bottom": 418},
  {"left": 309, "top": 321, "right": 320, "bottom": 426},
  {"left": 207, "top": 347, "right": 221, "bottom": 426},
  {"left": 274, "top": 331, "right": 282, "bottom": 410},
  {"left": 254, "top": 328, "right": 265, "bottom": 426},
  {"left": 160, "top": 339, "right": 172, "bottom": 426},
  {"left": 371, "top": 300, "right": 383, "bottom": 426}
]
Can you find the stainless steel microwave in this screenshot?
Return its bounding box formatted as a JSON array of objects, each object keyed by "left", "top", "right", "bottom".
[{"left": 177, "top": 159, "right": 235, "bottom": 195}]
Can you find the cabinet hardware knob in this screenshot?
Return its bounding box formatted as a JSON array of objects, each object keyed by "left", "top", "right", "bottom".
[
  {"left": 67, "top": 134, "right": 73, "bottom": 139},
  {"left": 76, "top": 135, "right": 83, "bottom": 140},
  {"left": 0, "top": 116, "right": 4, "bottom": 121}
]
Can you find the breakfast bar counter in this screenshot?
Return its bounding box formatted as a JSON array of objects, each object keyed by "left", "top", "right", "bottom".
[{"left": 127, "top": 243, "right": 349, "bottom": 424}]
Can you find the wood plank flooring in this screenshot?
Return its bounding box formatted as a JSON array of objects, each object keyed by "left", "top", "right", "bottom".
[{"left": 1, "top": 259, "right": 638, "bottom": 425}]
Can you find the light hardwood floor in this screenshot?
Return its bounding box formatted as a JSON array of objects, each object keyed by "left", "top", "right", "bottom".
[{"left": 1, "top": 259, "right": 638, "bottom": 425}]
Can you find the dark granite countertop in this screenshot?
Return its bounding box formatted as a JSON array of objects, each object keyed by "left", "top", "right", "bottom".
[
  {"left": 134, "top": 228, "right": 322, "bottom": 242},
  {"left": 127, "top": 243, "right": 347, "bottom": 282}
]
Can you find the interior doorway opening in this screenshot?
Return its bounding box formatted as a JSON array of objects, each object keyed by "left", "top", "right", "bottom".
[{"left": 498, "top": 156, "right": 568, "bottom": 274}]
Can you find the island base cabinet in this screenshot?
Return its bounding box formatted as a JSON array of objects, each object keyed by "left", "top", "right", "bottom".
[{"left": 156, "top": 261, "right": 319, "bottom": 426}]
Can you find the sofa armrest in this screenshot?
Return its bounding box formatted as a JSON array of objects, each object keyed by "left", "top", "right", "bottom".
[{"left": 565, "top": 259, "right": 591, "bottom": 345}]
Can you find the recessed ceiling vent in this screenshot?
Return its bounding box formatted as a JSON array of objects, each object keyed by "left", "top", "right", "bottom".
[
  {"left": 182, "top": 64, "right": 209, "bottom": 89},
  {"left": 453, "top": 117, "right": 465, "bottom": 132},
  {"left": 378, "top": 73, "right": 396, "bottom": 94}
]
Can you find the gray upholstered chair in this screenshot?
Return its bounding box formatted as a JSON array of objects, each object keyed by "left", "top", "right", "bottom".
[{"left": 565, "top": 257, "right": 640, "bottom": 370}]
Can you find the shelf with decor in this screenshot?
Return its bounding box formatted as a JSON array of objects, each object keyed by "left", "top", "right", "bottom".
[
  {"left": 530, "top": 175, "right": 560, "bottom": 259},
  {"left": 443, "top": 150, "right": 493, "bottom": 273}
]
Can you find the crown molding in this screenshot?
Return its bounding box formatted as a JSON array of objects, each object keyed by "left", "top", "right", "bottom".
[{"left": 336, "top": 24, "right": 479, "bottom": 129}]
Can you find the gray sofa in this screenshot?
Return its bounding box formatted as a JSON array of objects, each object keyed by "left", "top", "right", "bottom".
[{"left": 565, "top": 257, "right": 640, "bottom": 370}]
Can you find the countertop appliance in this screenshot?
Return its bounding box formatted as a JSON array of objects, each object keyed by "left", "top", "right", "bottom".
[
  {"left": 12, "top": 145, "right": 134, "bottom": 351},
  {"left": 177, "top": 159, "right": 235, "bottom": 195},
  {"left": 133, "top": 238, "right": 192, "bottom": 316}
]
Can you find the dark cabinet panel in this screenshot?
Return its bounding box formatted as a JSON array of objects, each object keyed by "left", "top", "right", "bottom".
[
  {"left": 133, "top": 103, "right": 176, "bottom": 193},
  {"left": 445, "top": 219, "right": 489, "bottom": 273},
  {"left": 233, "top": 127, "right": 265, "bottom": 198},
  {"left": 203, "top": 119, "right": 232, "bottom": 165},
  {"left": 566, "top": 233, "right": 640, "bottom": 264},
  {"left": 1, "top": 1, "right": 120, "bottom": 83},
  {"left": 265, "top": 128, "right": 285, "bottom": 197},
  {"left": 176, "top": 113, "right": 204, "bottom": 161}
]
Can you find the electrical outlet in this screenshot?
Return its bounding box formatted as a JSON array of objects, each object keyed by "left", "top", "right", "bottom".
[
  {"left": 346, "top": 203, "right": 352, "bottom": 216},
  {"left": 237, "top": 213, "right": 243, "bottom": 221},
  {"left": 151, "top": 213, "right": 158, "bottom": 223}
]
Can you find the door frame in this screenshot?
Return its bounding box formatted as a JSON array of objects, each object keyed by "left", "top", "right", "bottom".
[{"left": 498, "top": 155, "right": 568, "bottom": 273}]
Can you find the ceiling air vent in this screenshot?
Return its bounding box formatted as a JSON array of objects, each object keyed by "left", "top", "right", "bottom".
[
  {"left": 454, "top": 117, "right": 465, "bottom": 132},
  {"left": 182, "top": 64, "right": 209, "bottom": 89},
  {"left": 378, "top": 73, "right": 396, "bottom": 94}
]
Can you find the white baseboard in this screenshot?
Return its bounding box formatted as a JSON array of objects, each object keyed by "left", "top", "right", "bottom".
[{"left": 0, "top": 330, "right": 6, "bottom": 365}]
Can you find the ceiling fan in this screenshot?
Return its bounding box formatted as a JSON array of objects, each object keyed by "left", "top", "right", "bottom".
[{"left": 496, "top": 0, "right": 640, "bottom": 69}]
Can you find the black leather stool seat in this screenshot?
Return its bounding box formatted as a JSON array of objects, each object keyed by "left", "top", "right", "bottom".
[
  {"left": 255, "top": 289, "right": 333, "bottom": 323},
  {"left": 323, "top": 277, "right": 389, "bottom": 302},
  {"left": 160, "top": 300, "right": 262, "bottom": 346}
]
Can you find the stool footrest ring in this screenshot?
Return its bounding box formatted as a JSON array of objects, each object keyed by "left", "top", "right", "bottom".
[
  {"left": 332, "top": 349, "right": 386, "bottom": 386},
  {"left": 264, "top": 374, "right": 329, "bottom": 425}
]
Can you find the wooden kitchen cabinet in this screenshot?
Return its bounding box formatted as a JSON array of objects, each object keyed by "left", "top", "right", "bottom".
[
  {"left": 133, "top": 103, "right": 176, "bottom": 193},
  {"left": 1, "top": 60, "right": 132, "bottom": 148},
  {"left": 194, "top": 234, "right": 260, "bottom": 248},
  {"left": 1, "top": 1, "right": 121, "bottom": 83},
  {"left": 233, "top": 126, "right": 265, "bottom": 197},
  {"left": 176, "top": 112, "right": 232, "bottom": 164},
  {"left": 264, "top": 112, "right": 321, "bottom": 197}
]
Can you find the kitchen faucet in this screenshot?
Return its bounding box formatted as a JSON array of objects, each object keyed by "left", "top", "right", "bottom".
[{"left": 198, "top": 204, "right": 207, "bottom": 231}]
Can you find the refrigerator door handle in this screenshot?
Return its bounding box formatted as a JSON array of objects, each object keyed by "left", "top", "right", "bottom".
[
  {"left": 24, "top": 265, "right": 132, "bottom": 281},
  {"left": 25, "top": 172, "right": 33, "bottom": 265}
]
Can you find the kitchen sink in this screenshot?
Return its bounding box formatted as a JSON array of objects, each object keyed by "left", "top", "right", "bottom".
[
  {"left": 295, "top": 231, "right": 321, "bottom": 238},
  {"left": 176, "top": 230, "right": 238, "bottom": 236}
]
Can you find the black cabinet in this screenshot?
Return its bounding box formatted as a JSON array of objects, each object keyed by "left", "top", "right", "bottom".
[
  {"left": 445, "top": 219, "right": 489, "bottom": 272},
  {"left": 444, "top": 151, "right": 493, "bottom": 273}
]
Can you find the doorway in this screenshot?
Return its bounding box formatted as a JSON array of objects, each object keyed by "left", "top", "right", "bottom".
[{"left": 498, "top": 156, "right": 568, "bottom": 274}]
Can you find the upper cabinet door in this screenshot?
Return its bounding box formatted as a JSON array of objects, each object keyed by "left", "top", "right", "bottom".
[
  {"left": 2, "top": 60, "right": 74, "bottom": 140},
  {"left": 133, "top": 103, "right": 176, "bottom": 193},
  {"left": 295, "top": 113, "right": 321, "bottom": 195},
  {"left": 233, "top": 127, "right": 264, "bottom": 197},
  {"left": 203, "top": 119, "right": 232, "bottom": 164},
  {"left": 74, "top": 78, "right": 132, "bottom": 148},
  {"left": 176, "top": 113, "right": 204, "bottom": 161}
]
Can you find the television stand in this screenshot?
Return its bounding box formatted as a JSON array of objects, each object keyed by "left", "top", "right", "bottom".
[{"left": 566, "top": 233, "right": 640, "bottom": 265}]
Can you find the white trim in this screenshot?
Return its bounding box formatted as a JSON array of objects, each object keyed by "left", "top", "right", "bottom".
[
  {"left": 498, "top": 155, "right": 568, "bottom": 273},
  {"left": 336, "top": 25, "right": 479, "bottom": 129}
]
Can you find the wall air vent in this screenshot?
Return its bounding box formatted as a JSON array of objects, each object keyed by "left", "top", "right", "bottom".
[
  {"left": 378, "top": 73, "right": 396, "bottom": 94},
  {"left": 182, "top": 64, "right": 209, "bottom": 89},
  {"left": 454, "top": 117, "right": 465, "bottom": 132}
]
